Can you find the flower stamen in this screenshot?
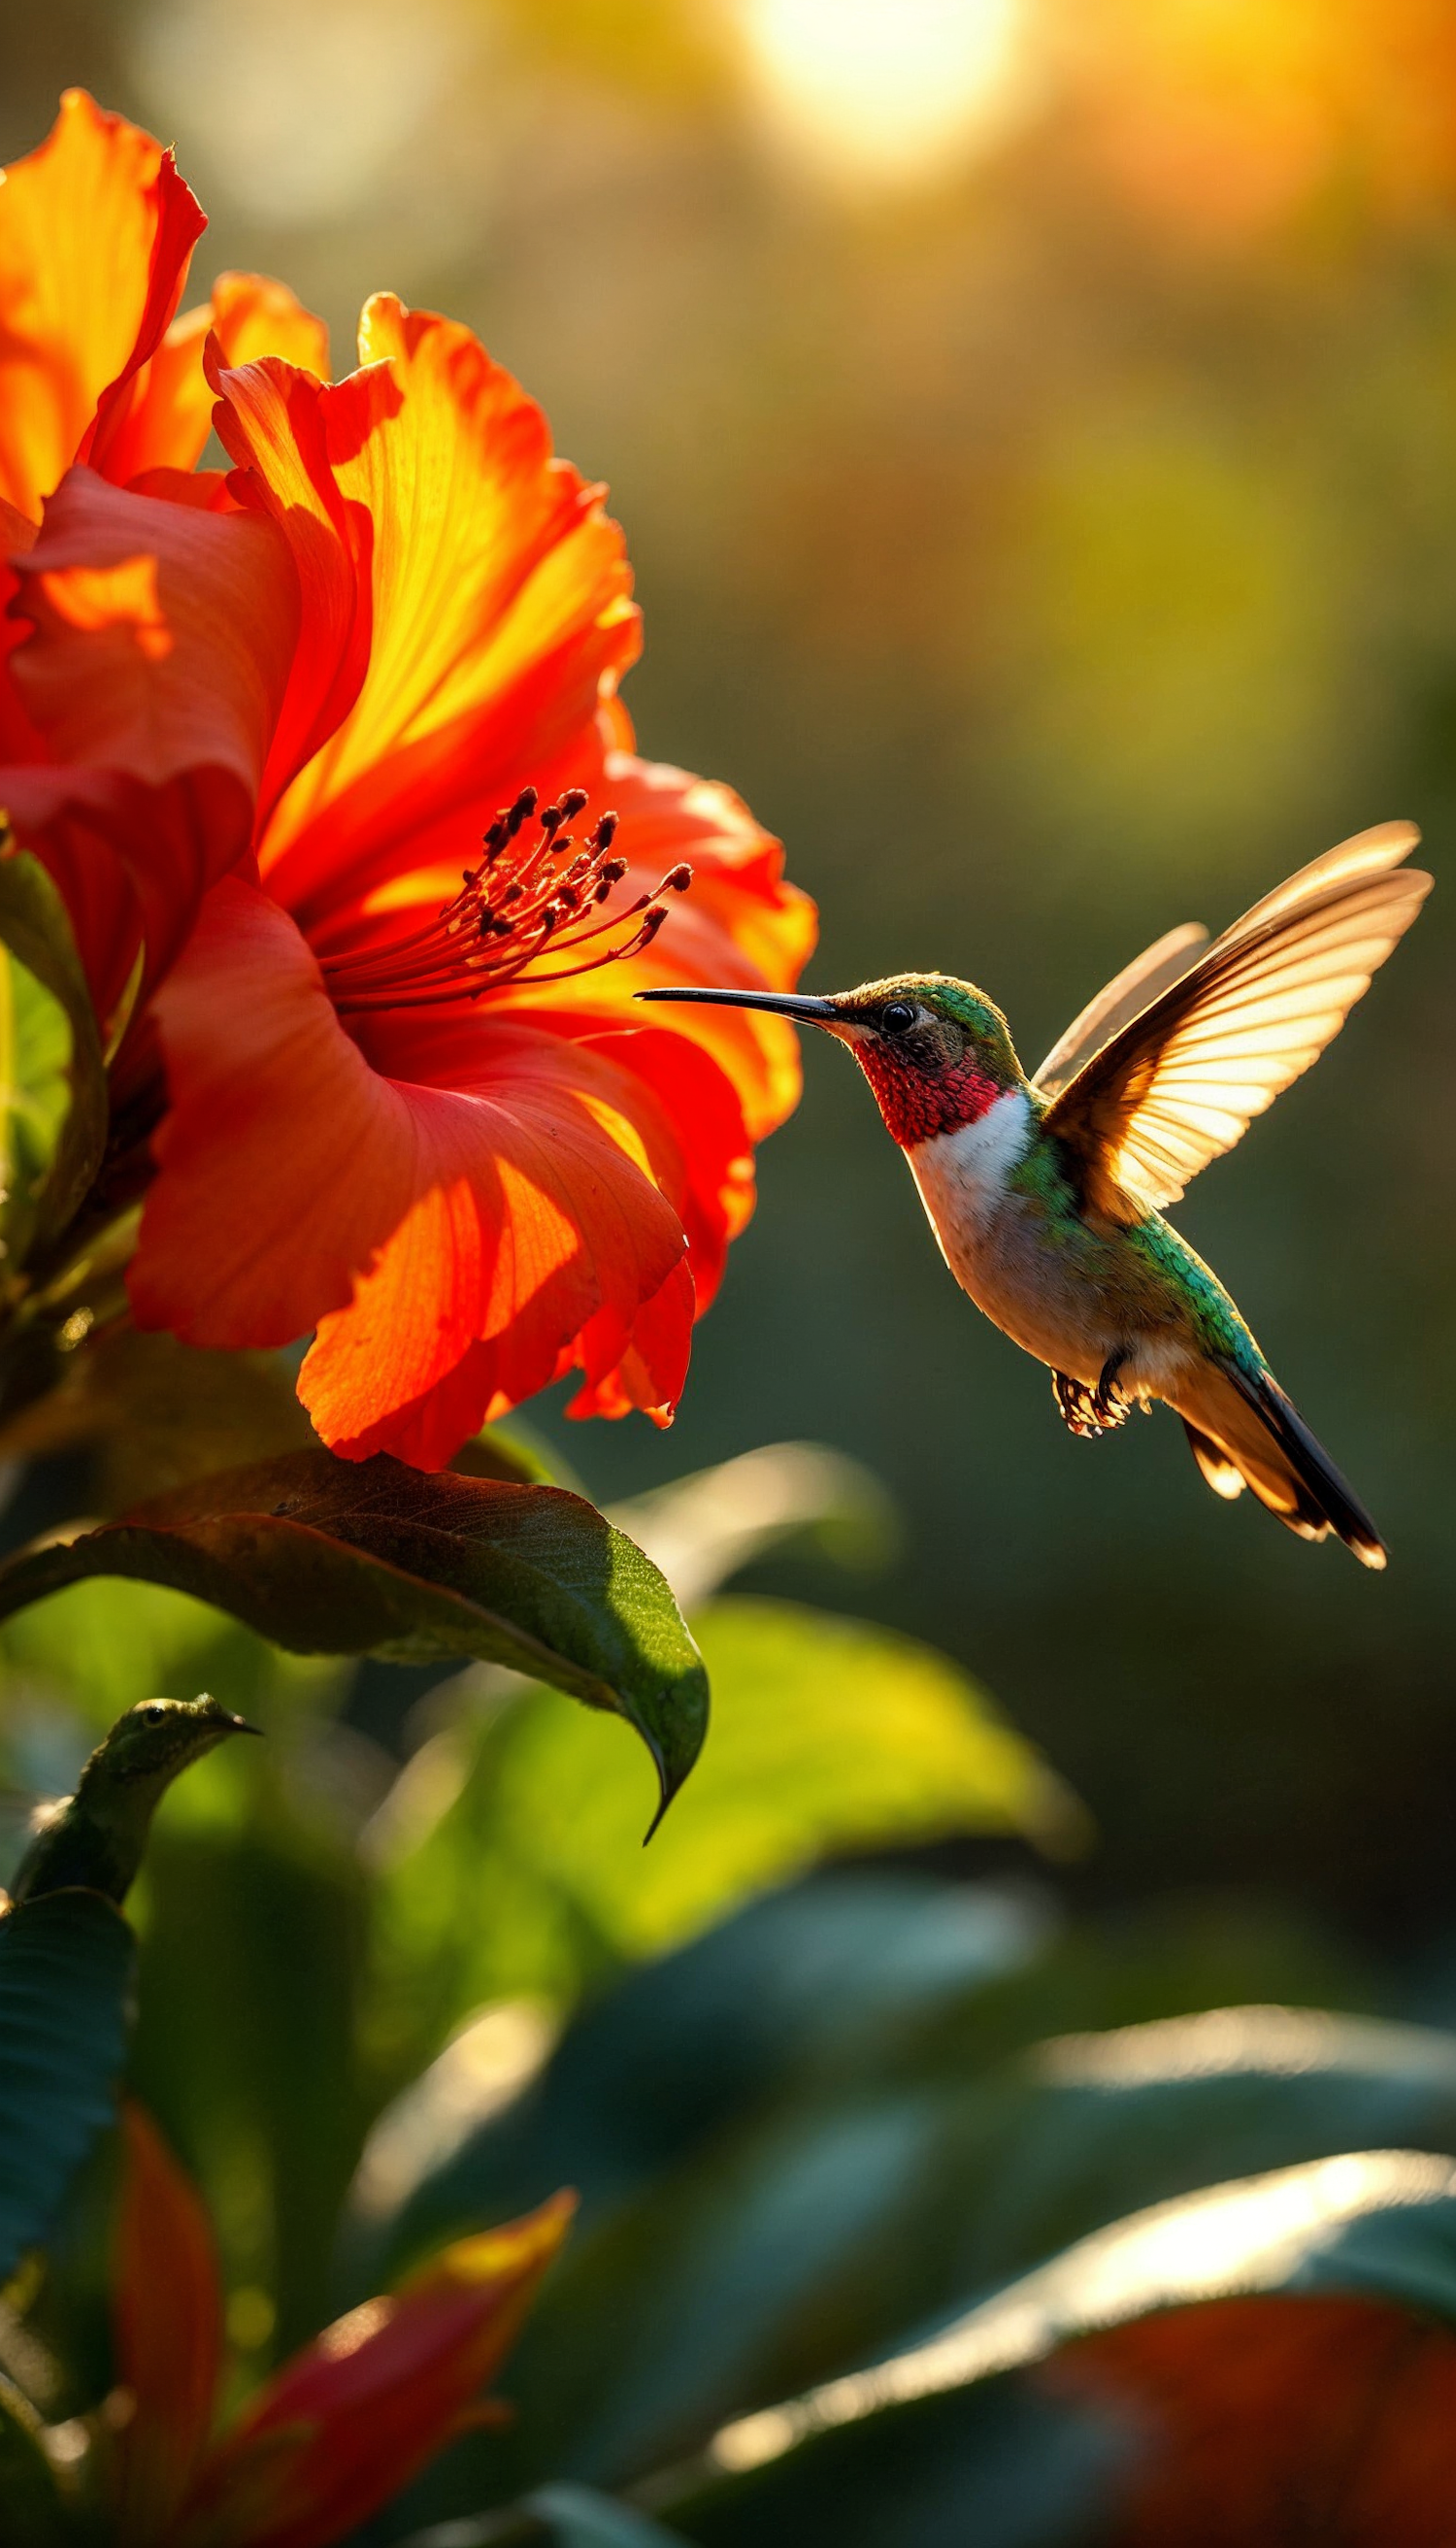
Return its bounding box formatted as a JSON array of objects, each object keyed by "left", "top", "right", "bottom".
[{"left": 320, "top": 795, "right": 693, "bottom": 1015}]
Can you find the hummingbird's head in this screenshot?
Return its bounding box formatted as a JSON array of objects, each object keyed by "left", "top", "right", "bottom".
[
  {"left": 636, "top": 974, "right": 1025, "bottom": 1146},
  {"left": 77, "top": 1695, "right": 261, "bottom": 1796}
]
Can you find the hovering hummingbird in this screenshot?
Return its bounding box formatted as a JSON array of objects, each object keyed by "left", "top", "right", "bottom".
[{"left": 639, "top": 822, "right": 1432, "bottom": 1567}]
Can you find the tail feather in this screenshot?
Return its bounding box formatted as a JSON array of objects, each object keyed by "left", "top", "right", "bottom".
[
  {"left": 1178, "top": 1361, "right": 1387, "bottom": 1569},
  {"left": 1182, "top": 1421, "right": 1245, "bottom": 1503}
]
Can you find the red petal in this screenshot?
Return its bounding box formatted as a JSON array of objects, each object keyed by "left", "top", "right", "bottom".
[
  {"left": 175, "top": 2194, "right": 574, "bottom": 2548},
  {"left": 111, "top": 2104, "right": 224, "bottom": 2544},
  {"left": 3, "top": 465, "right": 298, "bottom": 998},
  {"left": 0, "top": 91, "right": 204, "bottom": 522}
]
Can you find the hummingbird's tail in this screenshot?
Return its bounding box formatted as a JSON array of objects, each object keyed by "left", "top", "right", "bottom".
[{"left": 1176, "top": 1360, "right": 1387, "bottom": 1570}]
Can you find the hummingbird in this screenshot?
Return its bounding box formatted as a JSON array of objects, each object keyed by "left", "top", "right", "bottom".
[
  {"left": 4, "top": 1696, "right": 260, "bottom": 1910},
  {"left": 638, "top": 821, "right": 1432, "bottom": 1567}
]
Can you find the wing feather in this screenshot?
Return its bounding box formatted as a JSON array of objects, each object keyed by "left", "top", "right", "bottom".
[
  {"left": 1032, "top": 922, "right": 1209, "bottom": 1099},
  {"left": 1042, "top": 823, "right": 1431, "bottom": 1221}
]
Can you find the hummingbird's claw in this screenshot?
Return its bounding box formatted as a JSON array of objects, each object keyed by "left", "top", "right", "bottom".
[
  {"left": 1092, "top": 1353, "right": 1132, "bottom": 1431},
  {"left": 1053, "top": 1372, "right": 1102, "bottom": 1437},
  {"left": 1053, "top": 1360, "right": 1132, "bottom": 1439}
]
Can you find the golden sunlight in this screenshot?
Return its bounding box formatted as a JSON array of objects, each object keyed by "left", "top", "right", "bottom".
[{"left": 737, "top": 0, "right": 1027, "bottom": 184}]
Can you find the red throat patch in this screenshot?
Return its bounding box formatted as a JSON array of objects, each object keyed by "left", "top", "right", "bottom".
[{"left": 849, "top": 1040, "right": 1006, "bottom": 1146}]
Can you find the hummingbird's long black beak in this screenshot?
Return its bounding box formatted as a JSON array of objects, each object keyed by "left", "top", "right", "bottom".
[{"left": 634, "top": 987, "right": 841, "bottom": 1023}]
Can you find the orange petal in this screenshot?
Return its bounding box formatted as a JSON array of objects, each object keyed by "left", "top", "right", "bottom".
[
  {"left": 208, "top": 351, "right": 380, "bottom": 824},
  {"left": 111, "top": 2104, "right": 224, "bottom": 2544},
  {"left": 175, "top": 2193, "right": 574, "bottom": 2548},
  {"left": 579, "top": 1022, "right": 756, "bottom": 1314},
  {"left": 0, "top": 91, "right": 205, "bottom": 522},
  {"left": 104, "top": 274, "right": 331, "bottom": 488},
  {"left": 129, "top": 880, "right": 696, "bottom": 1465},
  {"left": 4, "top": 465, "right": 299, "bottom": 993},
  {"left": 231, "top": 297, "right": 639, "bottom": 913},
  {"left": 298, "top": 1004, "right": 697, "bottom": 1463}
]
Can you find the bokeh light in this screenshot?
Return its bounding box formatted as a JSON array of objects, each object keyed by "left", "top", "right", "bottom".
[{"left": 736, "top": 0, "right": 1028, "bottom": 182}]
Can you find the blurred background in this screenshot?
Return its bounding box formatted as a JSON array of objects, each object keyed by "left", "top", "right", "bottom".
[{"left": 2, "top": 0, "right": 1453, "bottom": 1943}]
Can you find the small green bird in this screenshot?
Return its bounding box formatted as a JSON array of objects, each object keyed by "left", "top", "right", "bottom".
[
  {"left": 5, "top": 1696, "right": 259, "bottom": 1910},
  {"left": 639, "top": 822, "right": 1432, "bottom": 1566}
]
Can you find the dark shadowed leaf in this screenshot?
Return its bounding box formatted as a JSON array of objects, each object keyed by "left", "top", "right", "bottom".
[
  {"left": 658, "top": 2373, "right": 1121, "bottom": 2548},
  {"left": 0, "top": 841, "right": 108, "bottom": 1250},
  {"left": 397, "top": 2483, "right": 695, "bottom": 2547},
  {"left": 0, "top": 1889, "right": 136, "bottom": 2279},
  {"left": 0, "top": 2375, "right": 68, "bottom": 2544},
  {"left": 0, "top": 1453, "right": 708, "bottom": 1809},
  {"left": 349, "top": 1876, "right": 1044, "bottom": 2287}
]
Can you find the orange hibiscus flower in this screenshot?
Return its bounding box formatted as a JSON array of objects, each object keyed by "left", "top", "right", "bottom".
[{"left": 0, "top": 97, "right": 814, "bottom": 1466}]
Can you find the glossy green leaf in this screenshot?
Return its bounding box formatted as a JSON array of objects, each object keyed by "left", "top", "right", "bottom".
[
  {"left": 0, "top": 1889, "right": 135, "bottom": 2279},
  {"left": 658, "top": 2151, "right": 1456, "bottom": 2547},
  {"left": 544, "top": 2001, "right": 1456, "bottom": 2489},
  {"left": 661, "top": 2375, "right": 1119, "bottom": 2548},
  {"left": 356, "top": 1872, "right": 1451, "bottom": 2514},
  {"left": 0, "top": 1452, "right": 707, "bottom": 1811},
  {"left": 0, "top": 842, "right": 108, "bottom": 1251},
  {"left": 363, "top": 1597, "right": 1074, "bottom": 2069}
]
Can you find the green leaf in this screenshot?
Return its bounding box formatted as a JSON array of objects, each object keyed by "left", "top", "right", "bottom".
[
  {"left": 355, "top": 1883, "right": 1443, "bottom": 2509},
  {"left": 0, "top": 1452, "right": 708, "bottom": 1812},
  {"left": 0, "top": 1889, "right": 136, "bottom": 2280},
  {"left": 0, "top": 842, "right": 108, "bottom": 1252},
  {"left": 363, "top": 1597, "right": 1076, "bottom": 2063}
]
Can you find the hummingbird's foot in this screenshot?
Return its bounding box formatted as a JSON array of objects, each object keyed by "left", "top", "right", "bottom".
[
  {"left": 1092, "top": 1354, "right": 1132, "bottom": 1431},
  {"left": 1052, "top": 1361, "right": 1132, "bottom": 1439},
  {"left": 1052, "top": 1372, "right": 1105, "bottom": 1438}
]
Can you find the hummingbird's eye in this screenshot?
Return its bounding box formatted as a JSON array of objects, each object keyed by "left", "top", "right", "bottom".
[
  {"left": 137, "top": 1702, "right": 169, "bottom": 1725},
  {"left": 878, "top": 1001, "right": 916, "bottom": 1036}
]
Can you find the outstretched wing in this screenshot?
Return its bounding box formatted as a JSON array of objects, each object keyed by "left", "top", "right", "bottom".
[
  {"left": 1042, "top": 821, "right": 1432, "bottom": 1222},
  {"left": 1033, "top": 922, "right": 1209, "bottom": 1100}
]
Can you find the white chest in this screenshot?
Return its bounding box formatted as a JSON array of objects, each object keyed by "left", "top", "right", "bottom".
[{"left": 906, "top": 1088, "right": 1033, "bottom": 1277}]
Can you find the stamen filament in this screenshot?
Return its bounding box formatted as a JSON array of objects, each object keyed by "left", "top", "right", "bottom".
[{"left": 316, "top": 791, "right": 693, "bottom": 1017}]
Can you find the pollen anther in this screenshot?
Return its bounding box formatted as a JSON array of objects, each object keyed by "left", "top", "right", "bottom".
[{"left": 320, "top": 794, "right": 686, "bottom": 1014}]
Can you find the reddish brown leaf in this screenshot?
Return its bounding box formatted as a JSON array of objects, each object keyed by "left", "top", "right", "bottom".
[{"left": 1047, "top": 2292, "right": 1456, "bottom": 2546}]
